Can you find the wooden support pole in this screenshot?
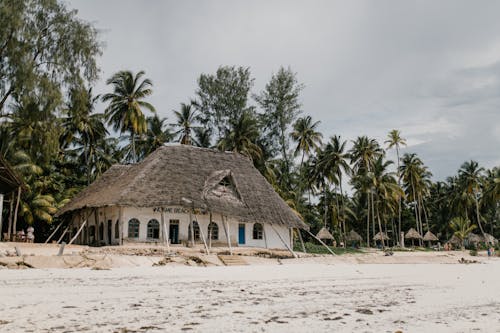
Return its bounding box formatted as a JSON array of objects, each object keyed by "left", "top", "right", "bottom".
[
  {"left": 57, "top": 242, "right": 66, "bottom": 256},
  {"left": 305, "top": 229, "right": 337, "bottom": 256},
  {"left": 160, "top": 209, "right": 170, "bottom": 251},
  {"left": 118, "top": 206, "right": 124, "bottom": 245},
  {"left": 297, "top": 228, "right": 307, "bottom": 253},
  {"left": 270, "top": 225, "right": 298, "bottom": 258},
  {"left": 7, "top": 192, "right": 14, "bottom": 240},
  {"left": 263, "top": 224, "right": 268, "bottom": 248},
  {"left": 194, "top": 213, "right": 209, "bottom": 255},
  {"left": 0, "top": 193, "right": 3, "bottom": 241},
  {"left": 57, "top": 225, "right": 70, "bottom": 244},
  {"left": 12, "top": 187, "right": 21, "bottom": 237},
  {"left": 189, "top": 212, "right": 195, "bottom": 247},
  {"left": 69, "top": 220, "right": 87, "bottom": 245},
  {"left": 222, "top": 214, "right": 233, "bottom": 255},
  {"left": 15, "top": 246, "right": 21, "bottom": 256},
  {"left": 44, "top": 222, "right": 63, "bottom": 244}
]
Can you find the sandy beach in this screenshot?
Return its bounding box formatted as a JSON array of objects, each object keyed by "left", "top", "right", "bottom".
[{"left": 1, "top": 244, "right": 499, "bottom": 333}]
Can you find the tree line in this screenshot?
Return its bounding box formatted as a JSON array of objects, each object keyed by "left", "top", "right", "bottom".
[{"left": 0, "top": 0, "right": 499, "bottom": 245}]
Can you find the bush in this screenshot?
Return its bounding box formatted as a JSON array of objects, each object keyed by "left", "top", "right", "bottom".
[{"left": 469, "top": 249, "right": 478, "bottom": 256}]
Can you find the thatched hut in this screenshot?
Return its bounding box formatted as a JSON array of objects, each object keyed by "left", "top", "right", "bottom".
[
  {"left": 466, "top": 233, "right": 482, "bottom": 247},
  {"left": 482, "top": 233, "right": 498, "bottom": 246},
  {"left": 448, "top": 234, "right": 462, "bottom": 249},
  {"left": 423, "top": 231, "right": 439, "bottom": 247},
  {"left": 405, "top": 228, "right": 422, "bottom": 246},
  {"left": 56, "top": 144, "right": 308, "bottom": 250},
  {"left": 346, "top": 230, "right": 362, "bottom": 247},
  {"left": 316, "top": 227, "right": 334, "bottom": 241}
]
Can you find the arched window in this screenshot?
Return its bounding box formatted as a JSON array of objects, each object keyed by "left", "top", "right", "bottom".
[
  {"left": 128, "top": 218, "right": 140, "bottom": 238},
  {"left": 188, "top": 221, "right": 200, "bottom": 240},
  {"left": 208, "top": 222, "right": 219, "bottom": 240},
  {"left": 253, "top": 223, "right": 263, "bottom": 240},
  {"left": 147, "top": 219, "right": 160, "bottom": 239},
  {"left": 115, "top": 220, "right": 119, "bottom": 239}
]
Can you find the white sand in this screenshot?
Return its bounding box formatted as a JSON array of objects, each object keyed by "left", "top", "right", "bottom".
[{"left": 1, "top": 257, "right": 499, "bottom": 332}]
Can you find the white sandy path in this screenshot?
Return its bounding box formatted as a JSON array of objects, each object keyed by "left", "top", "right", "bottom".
[{"left": 0, "top": 262, "right": 499, "bottom": 333}]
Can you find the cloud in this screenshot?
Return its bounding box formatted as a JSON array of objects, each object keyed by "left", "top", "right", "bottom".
[{"left": 69, "top": 0, "right": 500, "bottom": 180}]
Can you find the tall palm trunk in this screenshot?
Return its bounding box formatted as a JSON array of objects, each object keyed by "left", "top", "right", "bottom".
[
  {"left": 396, "top": 145, "right": 402, "bottom": 245},
  {"left": 339, "top": 181, "right": 346, "bottom": 247},
  {"left": 366, "top": 193, "right": 370, "bottom": 247},
  {"left": 474, "top": 193, "right": 485, "bottom": 236},
  {"left": 131, "top": 132, "right": 136, "bottom": 163},
  {"left": 376, "top": 200, "right": 385, "bottom": 249},
  {"left": 371, "top": 191, "right": 376, "bottom": 241}
]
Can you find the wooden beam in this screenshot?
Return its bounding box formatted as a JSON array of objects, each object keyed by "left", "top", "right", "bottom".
[
  {"left": 57, "top": 225, "right": 70, "bottom": 244},
  {"left": 189, "top": 212, "right": 195, "bottom": 247},
  {"left": 193, "top": 213, "right": 209, "bottom": 255},
  {"left": 270, "top": 225, "right": 297, "bottom": 258},
  {"left": 69, "top": 220, "right": 87, "bottom": 245},
  {"left": 222, "top": 214, "right": 232, "bottom": 255},
  {"left": 44, "top": 222, "right": 63, "bottom": 244},
  {"left": 262, "top": 223, "right": 268, "bottom": 248},
  {"left": 305, "top": 229, "right": 337, "bottom": 256},
  {"left": 12, "top": 187, "right": 21, "bottom": 236},
  {"left": 297, "top": 228, "right": 307, "bottom": 253}
]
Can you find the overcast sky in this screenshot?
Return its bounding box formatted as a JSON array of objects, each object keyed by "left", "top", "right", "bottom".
[{"left": 68, "top": 0, "right": 500, "bottom": 180}]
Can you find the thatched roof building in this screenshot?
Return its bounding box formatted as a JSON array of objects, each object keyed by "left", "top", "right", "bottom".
[
  {"left": 482, "top": 233, "right": 498, "bottom": 245},
  {"left": 56, "top": 145, "right": 308, "bottom": 250},
  {"left": 405, "top": 228, "right": 422, "bottom": 240},
  {"left": 423, "top": 231, "right": 439, "bottom": 242},
  {"left": 346, "top": 230, "right": 362, "bottom": 242},
  {"left": 316, "top": 227, "right": 334, "bottom": 240},
  {"left": 467, "top": 233, "right": 482, "bottom": 244},
  {"left": 0, "top": 155, "right": 23, "bottom": 194},
  {"left": 448, "top": 235, "right": 462, "bottom": 246}
]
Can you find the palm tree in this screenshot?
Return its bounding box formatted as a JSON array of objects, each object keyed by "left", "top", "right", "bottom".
[
  {"left": 102, "top": 70, "right": 156, "bottom": 162},
  {"left": 62, "top": 88, "right": 108, "bottom": 184},
  {"left": 173, "top": 103, "right": 198, "bottom": 145},
  {"left": 317, "top": 136, "right": 350, "bottom": 242},
  {"left": 291, "top": 116, "right": 322, "bottom": 168},
  {"left": 218, "top": 111, "right": 262, "bottom": 161},
  {"left": 458, "top": 160, "right": 486, "bottom": 236},
  {"left": 449, "top": 217, "right": 476, "bottom": 250},
  {"left": 385, "top": 129, "right": 406, "bottom": 245},
  {"left": 349, "top": 136, "right": 383, "bottom": 246},
  {"left": 134, "top": 115, "right": 173, "bottom": 159}
]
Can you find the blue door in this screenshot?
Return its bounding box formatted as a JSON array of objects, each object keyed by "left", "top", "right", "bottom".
[{"left": 238, "top": 224, "right": 245, "bottom": 245}]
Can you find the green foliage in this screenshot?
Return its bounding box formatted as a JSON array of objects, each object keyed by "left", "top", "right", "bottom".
[{"left": 293, "top": 242, "right": 363, "bottom": 255}]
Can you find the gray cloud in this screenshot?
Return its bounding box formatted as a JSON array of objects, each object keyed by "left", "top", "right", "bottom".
[{"left": 69, "top": 0, "right": 500, "bottom": 180}]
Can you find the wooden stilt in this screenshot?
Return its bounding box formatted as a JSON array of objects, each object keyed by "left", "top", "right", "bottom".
[
  {"left": 118, "top": 206, "right": 124, "bottom": 245},
  {"left": 270, "top": 225, "right": 297, "bottom": 258},
  {"left": 222, "top": 214, "right": 232, "bottom": 255},
  {"left": 57, "top": 225, "right": 70, "bottom": 244},
  {"left": 69, "top": 221, "right": 87, "bottom": 245},
  {"left": 305, "top": 229, "right": 336, "bottom": 256},
  {"left": 297, "top": 228, "right": 307, "bottom": 253},
  {"left": 0, "top": 193, "right": 3, "bottom": 241},
  {"left": 193, "top": 213, "right": 209, "bottom": 254},
  {"left": 12, "top": 187, "right": 21, "bottom": 237},
  {"left": 44, "top": 222, "right": 63, "bottom": 244}
]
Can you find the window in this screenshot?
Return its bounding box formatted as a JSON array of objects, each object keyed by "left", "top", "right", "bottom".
[
  {"left": 147, "top": 219, "right": 160, "bottom": 239},
  {"left": 115, "top": 220, "right": 119, "bottom": 239},
  {"left": 253, "top": 223, "right": 263, "bottom": 240},
  {"left": 188, "top": 221, "right": 200, "bottom": 240},
  {"left": 208, "top": 222, "right": 219, "bottom": 240},
  {"left": 128, "top": 218, "right": 140, "bottom": 238}
]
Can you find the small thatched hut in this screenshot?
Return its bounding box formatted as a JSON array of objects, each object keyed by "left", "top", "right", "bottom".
[
  {"left": 316, "top": 227, "right": 334, "bottom": 241},
  {"left": 56, "top": 144, "right": 308, "bottom": 250},
  {"left": 423, "top": 231, "right": 439, "bottom": 247},
  {"left": 405, "top": 228, "right": 422, "bottom": 246},
  {"left": 482, "top": 233, "right": 498, "bottom": 246},
  {"left": 448, "top": 234, "right": 462, "bottom": 249},
  {"left": 466, "top": 233, "right": 482, "bottom": 247},
  {"left": 346, "top": 230, "right": 362, "bottom": 247}
]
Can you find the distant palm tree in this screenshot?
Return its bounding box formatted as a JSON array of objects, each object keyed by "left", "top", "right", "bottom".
[
  {"left": 385, "top": 129, "right": 406, "bottom": 244},
  {"left": 350, "top": 136, "right": 383, "bottom": 246},
  {"left": 134, "top": 115, "right": 173, "bottom": 159},
  {"left": 458, "top": 160, "right": 485, "bottom": 236},
  {"left": 449, "top": 217, "right": 476, "bottom": 250},
  {"left": 102, "top": 70, "right": 156, "bottom": 162},
  {"left": 291, "top": 116, "right": 322, "bottom": 168},
  {"left": 173, "top": 103, "right": 198, "bottom": 145},
  {"left": 218, "top": 111, "right": 262, "bottom": 161}
]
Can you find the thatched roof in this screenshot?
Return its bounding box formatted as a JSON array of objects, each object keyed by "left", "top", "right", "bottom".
[
  {"left": 482, "top": 233, "right": 498, "bottom": 245},
  {"left": 467, "top": 233, "right": 482, "bottom": 244},
  {"left": 405, "top": 228, "right": 422, "bottom": 240},
  {"left": 448, "top": 234, "right": 462, "bottom": 245},
  {"left": 0, "top": 155, "right": 23, "bottom": 194},
  {"left": 57, "top": 144, "right": 308, "bottom": 229},
  {"left": 373, "top": 231, "right": 389, "bottom": 241},
  {"left": 346, "top": 230, "right": 362, "bottom": 242},
  {"left": 423, "top": 231, "right": 439, "bottom": 242},
  {"left": 316, "top": 227, "right": 334, "bottom": 240}
]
